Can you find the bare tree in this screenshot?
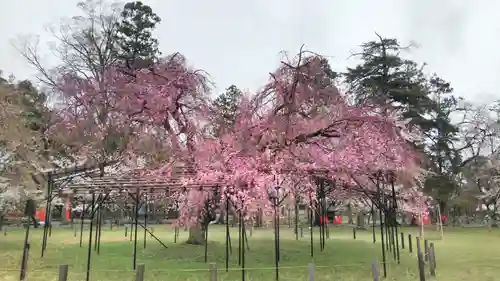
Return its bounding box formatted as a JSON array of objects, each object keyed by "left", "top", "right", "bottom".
[
  {"left": 460, "top": 102, "right": 500, "bottom": 226},
  {"left": 14, "top": 0, "right": 121, "bottom": 94},
  {"left": 0, "top": 84, "right": 50, "bottom": 187},
  {"left": 14, "top": 0, "right": 128, "bottom": 165}
]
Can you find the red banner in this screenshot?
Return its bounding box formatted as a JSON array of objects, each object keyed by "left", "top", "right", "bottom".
[
  {"left": 65, "top": 197, "right": 70, "bottom": 221},
  {"left": 422, "top": 215, "right": 430, "bottom": 225},
  {"left": 37, "top": 208, "right": 45, "bottom": 222},
  {"left": 333, "top": 216, "right": 342, "bottom": 225},
  {"left": 319, "top": 216, "right": 329, "bottom": 225}
]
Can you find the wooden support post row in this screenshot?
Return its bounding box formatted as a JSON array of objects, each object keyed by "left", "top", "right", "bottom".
[
  {"left": 52, "top": 258, "right": 408, "bottom": 281},
  {"left": 55, "top": 264, "right": 147, "bottom": 281}
]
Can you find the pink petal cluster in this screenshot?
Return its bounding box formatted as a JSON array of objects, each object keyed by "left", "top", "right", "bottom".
[{"left": 50, "top": 52, "right": 426, "bottom": 226}]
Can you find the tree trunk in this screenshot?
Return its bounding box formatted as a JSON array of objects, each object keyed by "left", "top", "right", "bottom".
[
  {"left": 255, "top": 209, "right": 263, "bottom": 227},
  {"left": 0, "top": 214, "right": 4, "bottom": 231},
  {"left": 216, "top": 208, "right": 225, "bottom": 224},
  {"left": 356, "top": 213, "right": 366, "bottom": 228},
  {"left": 347, "top": 204, "right": 354, "bottom": 224},
  {"left": 186, "top": 223, "right": 205, "bottom": 245},
  {"left": 314, "top": 211, "right": 320, "bottom": 226},
  {"left": 61, "top": 202, "right": 67, "bottom": 223}
]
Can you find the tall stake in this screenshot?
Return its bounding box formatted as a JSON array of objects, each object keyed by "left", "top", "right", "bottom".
[
  {"left": 97, "top": 203, "right": 103, "bottom": 254},
  {"left": 143, "top": 193, "right": 148, "bottom": 249},
  {"left": 238, "top": 209, "right": 242, "bottom": 265},
  {"left": 436, "top": 204, "right": 444, "bottom": 239},
  {"left": 204, "top": 200, "right": 210, "bottom": 263},
  {"left": 79, "top": 198, "right": 86, "bottom": 247},
  {"left": 241, "top": 216, "right": 246, "bottom": 281},
  {"left": 129, "top": 203, "right": 134, "bottom": 242},
  {"left": 372, "top": 203, "right": 376, "bottom": 243},
  {"left": 309, "top": 203, "right": 314, "bottom": 258},
  {"left": 385, "top": 203, "right": 391, "bottom": 252},
  {"left": 377, "top": 176, "right": 387, "bottom": 278},
  {"left": 276, "top": 198, "right": 280, "bottom": 263},
  {"left": 391, "top": 175, "right": 400, "bottom": 264},
  {"left": 20, "top": 211, "right": 33, "bottom": 281},
  {"left": 294, "top": 197, "right": 299, "bottom": 240},
  {"left": 318, "top": 179, "right": 324, "bottom": 251},
  {"left": 85, "top": 193, "right": 96, "bottom": 281},
  {"left": 274, "top": 195, "right": 279, "bottom": 281},
  {"left": 389, "top": 200, "right": 396, "bottom": 261},
  {"left": 41, "top": 172, "right": 53, "bottom": 257},
  {"left": 132, "top": 188, "right": 140, "bottom": 270},
  {"left": 94, "top": 206, "right": 100, "bottom": 251},
  {"left": 321, "top": 180, "right": 327, "bottom": 250},
  {"left": 225, "top": 197, "right": 230, "bottom": 272}
]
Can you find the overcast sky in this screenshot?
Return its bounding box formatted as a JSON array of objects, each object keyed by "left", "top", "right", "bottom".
[{"left": 0, "top": 0, "right": 499, "bottom": 102}]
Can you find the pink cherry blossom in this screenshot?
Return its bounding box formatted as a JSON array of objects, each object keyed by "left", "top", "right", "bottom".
[{"left": 50, "top": 50, "right": 425, "bottom": 226}]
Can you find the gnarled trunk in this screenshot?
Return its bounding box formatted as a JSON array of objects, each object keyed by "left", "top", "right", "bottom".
[
  {"left": 0, "top": 214, "right": 4, "bottom": 231},
  {"left": 186, "top": 223, "right": 205, "bottom": 245},
  {"left": 356, "top": 213, "right": 366, "bottom": 228},
  {"left": 347, "top": 204, "right": 354, "bottom": 224}
]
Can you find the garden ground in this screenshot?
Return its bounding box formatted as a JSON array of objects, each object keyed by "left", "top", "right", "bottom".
[{"left": 0, "top": 225, "right": 499, "bottom": 281}]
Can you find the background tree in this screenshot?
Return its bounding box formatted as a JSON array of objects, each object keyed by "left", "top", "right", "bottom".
[
  {"left": 342, "top": 34, "right": 484, "bottom": 216},
  {"left": 17, "top": 0, "right": 121, "bottom": 91},
  {"left": 210, "top": 85, "right": 242, "bottom": 224},
  {"left": 17, "top": 0, "right": 163, "bottom": 164},
  {"left": 114, "top": 1, "right": 162, "bottom": 70},
  {"left": 0, "top": 178, "right": 27, "bottom": 230},
  {"left": 461, "top": 154, "right": 498, "bottom": 225},
  {"left": 212, "top": 85, "right": 242, "bottom": 137},
  {"left": 343, "top": 34, "right": 432, "bottom": 131},
  {"left": 0, "top": 77, "right": 51, "bottom": 228},
  {"left": 421, "top": 76, "right": 463, "bottom": 212}
]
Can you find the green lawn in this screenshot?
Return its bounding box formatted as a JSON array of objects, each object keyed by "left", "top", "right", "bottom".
[{"left": 0, "top": 224, "right": 499, "bottom": 281}]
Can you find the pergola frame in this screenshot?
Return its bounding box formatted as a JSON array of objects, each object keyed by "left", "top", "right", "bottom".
[
  {"left": 20, "top": 160, "right": 119, "bottom": 281},
  {"left": 20, "top": 163, "right": 413, "bottom": 281},
  {"left": 46, "top": 169, "right": 225, "bottom": 281}
]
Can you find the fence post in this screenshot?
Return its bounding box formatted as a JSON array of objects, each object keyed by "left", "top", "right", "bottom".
[
  {"left": 308, "top": 263, "right": 314, "bottom": 281},
  {"left": 135, "top": 264, "right": 145, "bottom": 281},
  {"left": 19, "top": 242, "right": 30, "bottom": 281},
  {"left": 430, "top": 242, "right": 437, "bottom": 271},
  {"left": 408, "top": 234, "right": 413, "bottom": 253},
  {"left": 4, "top": 227, "right": 7, "bottom": 236},
  {"left": 400, "top": 232, "right": 404, "bottom": 249},
  {"left": 209, "top": 263, "right": 217, "bottom": 281},
  {"left": 353, "top": 228, "right": 356, "bottom": 239},
  {"left": 424, "top": 239, "right": 429, "bottom": 262},
  {"left": 431, "top": 243, "right": 437, "bottom": 269},
  {"left": 371, "top": 259, "right": 380, "bottom": 281},
  {"left": 417, "top": 251, "right": 426, "bottom": 281},
  {"left": 429, "top": 249, "right": 436, "bottom": 277},
  {"left": 58, "top": 264, "right": 69, "bottom": 281},
  {"left": 416, "top": 237, "right": 421, "bottom": 254}
]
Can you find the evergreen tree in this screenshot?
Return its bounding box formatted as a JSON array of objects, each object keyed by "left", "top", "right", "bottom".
[
  {"left": 343, "top": 35, "right": 432, "bottom": 132},
  {"left": 212, "top": 85, "right": 243, "bottom": 136},
  {"left": 114, "top": 1, "right": 162, "bottom": 69},
  {"left": 344, "top": 35, "right": 465, "bottom": 212}
]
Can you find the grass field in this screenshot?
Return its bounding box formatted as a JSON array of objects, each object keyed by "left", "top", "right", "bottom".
[{"left": 0, "top": 224, "right": 499, "bottom": 281}]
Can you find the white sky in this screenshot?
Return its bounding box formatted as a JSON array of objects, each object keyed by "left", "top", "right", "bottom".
[{"left": 1, "top": 0, "right": 499, "bottom": 102}]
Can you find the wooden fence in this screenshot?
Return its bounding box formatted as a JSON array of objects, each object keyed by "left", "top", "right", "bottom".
[
  {"left": 53, "top": 242, "right": 437, "bottom": 281},
  {"left": 7, "top": 228, "right": 436, "bottom": 281}
]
